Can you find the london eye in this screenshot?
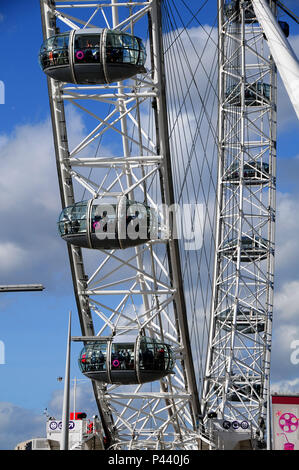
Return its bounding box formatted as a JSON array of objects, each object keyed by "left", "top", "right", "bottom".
[{"left": 39, "top": 0, "right": 299, "bottom": 450}]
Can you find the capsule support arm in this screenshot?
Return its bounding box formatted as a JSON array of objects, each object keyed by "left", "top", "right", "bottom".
[{"left": 72, "top": 336, "right": 112, "bottom": 342}]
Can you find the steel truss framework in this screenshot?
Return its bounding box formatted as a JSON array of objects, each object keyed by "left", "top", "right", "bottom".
[
  {"left": 40, "top": 0, "right": 206, "bottom": 450},
  {"left": 202, "top": 0, "right": 277, "bottom": 442}
]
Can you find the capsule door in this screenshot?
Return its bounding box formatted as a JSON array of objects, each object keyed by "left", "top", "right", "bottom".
[
  {"left": 72, "top": 30, "right": 103, "bottom": 84},
  {"left": 90, "top": 201, "right": 120, "bottom": 249},
  {"left": 118, "top": 198, "right": 152, "bottom": 249},
  {"left": 109, "top": 340, "right": 137, "bottom": 384}
]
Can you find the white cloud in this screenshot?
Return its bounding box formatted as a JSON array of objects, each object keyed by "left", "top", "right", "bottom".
[
  {"left": 44, "top": 380, "right": 98, "bottom": 427},
  {"left": 0, "top": 402, "right": 44, "bottom": 450},
  {"left": 271, "top": 297, "right": 299, "bottom": 387},
  {"left": 274, "top": 192, "right": 299, "bottom": 281},
  {"left": 271, "top": 378, "right": 299, "bottom": 396},
  {"left": 0, "top": 106, "right": 95, "bottom": 288},
  {"left": 274, "top": 280, "right": 299, "bottom": 322},
  {"left": 0, "top": 381, "right": 98, "bottom": 450},
  {"left": 0, "top": 242, "right": 30, "bottom": 272},
  {"left": 0, "top": 120, "right": 56, "bottom": 212},
  {"left": 270, "top": 188, "right": 299, "bottom": 385},
  {"left": 273, "top": 322, "right": 299, "bottom": 354},
  {"left": 0, "top": 105, "right": 89, "bottom": 215}
]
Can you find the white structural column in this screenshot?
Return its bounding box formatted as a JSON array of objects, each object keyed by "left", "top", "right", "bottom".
[
  {"left": 202, "top": 0, "right": 277, "bottom": 448},
  {"left": 252, "top": 0, "right": 299, "bottom": 119}
]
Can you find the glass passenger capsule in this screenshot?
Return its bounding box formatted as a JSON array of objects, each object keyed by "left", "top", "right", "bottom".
[
  {"left": 225, "top": 82, "right": 271, "bottom": 107},
  {"left": 228, "top": 379, "right": 262, "bottom": 402},
  {"left": 218, "top": 307, "right": 265, "bottom": 334},
  {"left": 78, "top": 335, "right": 174, "bottom": 385},
  {"left": 224, "top": 0, "right": 258, "bottom": 23},
  {"left": 223, "top": 236, "right": 270, "bottom": 262},
  {"left": 39, "top": 28, "right": 146, "bottom": 84},
  {"left": 225, "top": 2, "right": 289, "bottom": 38},
  {"left": 58, "top": 196, "right": 157, "bottom": 250},
  {"left": 225, "top": 161, "right": 270, "bottom": 185}
]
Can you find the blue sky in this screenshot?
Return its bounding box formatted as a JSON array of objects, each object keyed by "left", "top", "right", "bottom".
[
  {"left": 0, "top": 0, "right": 96, "bottom": 448},
  {"left": 0, "top": 0, "right": 299, "bottom": 450}
]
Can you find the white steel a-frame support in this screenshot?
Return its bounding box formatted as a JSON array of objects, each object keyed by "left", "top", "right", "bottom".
[
  {"left": 252, "top": 0, "right": 299, "bottom": 119},
  {"left": 202, "top": 0, "right": 277, "bottom": 449}
]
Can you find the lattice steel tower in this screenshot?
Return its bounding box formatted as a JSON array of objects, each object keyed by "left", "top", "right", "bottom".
[{"left": 202, "top": 0, "right": 277, "bottom": 444}]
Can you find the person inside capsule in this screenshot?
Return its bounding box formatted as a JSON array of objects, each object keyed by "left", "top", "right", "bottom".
[
  {"left": 92, "top": 211, "right": 108, "bottom": 233},
  {"left": 106, "top": 35, "right": 123, "bottom": 63},
  {"left": 111, "top": 343, "right": 135, "bottom": 370},
  {"left": 74, "top": 35, "right": 100, "bottom": 63}
]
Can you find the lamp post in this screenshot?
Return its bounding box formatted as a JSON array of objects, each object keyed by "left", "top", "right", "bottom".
[
  {"left": 0, "top": 283, "right": 45, "bottom": 364},
  {"left": 0, "top": 284, "right": 44, "bottom": 292},
  {"left": 61, "top": 311, "right": 71, "bottom": 450}
]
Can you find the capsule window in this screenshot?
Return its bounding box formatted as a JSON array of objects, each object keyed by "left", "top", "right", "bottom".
[
  {"left": 106, "top": 32, "right": 121, "bottom": 64},
  {"left": 155, "top": 343, "right": 172, "bottom": 371},
  {"left": 40, "top": 28, "right": 146, "bottom": 85},
  {"left": 139, "top": 341, "right": 155, "bottom": 370},
  {"left": 39, "top": 33, "right": 69, "bottom": 70},
  {"left": 79, "top": 342, "right": 107, "bottom": 373},
  {"left": 137, "top": 39, "right": 146, "bottom": 66},
  {"left": 139, "top": 338, "right": 173, "bottom": 372},
  {"left": 111, "top": 343, "right": 134, "bottom": 370},
  {"left": 74, "top": 34, "right": 101, "bottom": 64},
  {"left": 78, "top": 337, "right": 174, "bottom": 384},
  {"left": 241, "top": 237, "right": 252, "bottom": 249},
  {"left": 91, "top": 204, "right": 117, "bottom": 237},
  {"left": 126, "top": 202, "right": 148, "bottom": 241},
  {"left": 56, "top": 34, "right": 69, "bottom": 49},
  {"left": 106, "top": 32, "right": 144, "bottom": 66},
  {"left": 58, "top": 202, "right": 88, "bottom": 236},
  {"left": 121, "top": 34, "right": 134, "bottom": 48}
]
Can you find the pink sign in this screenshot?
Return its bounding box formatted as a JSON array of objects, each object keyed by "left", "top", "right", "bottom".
[{"left": 272, "top": 395, "right": 299, "bottom": 450}]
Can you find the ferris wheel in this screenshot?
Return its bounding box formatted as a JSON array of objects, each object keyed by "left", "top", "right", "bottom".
[{"left": 39, "top": 0, "right": 299, "bottom": 450}]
